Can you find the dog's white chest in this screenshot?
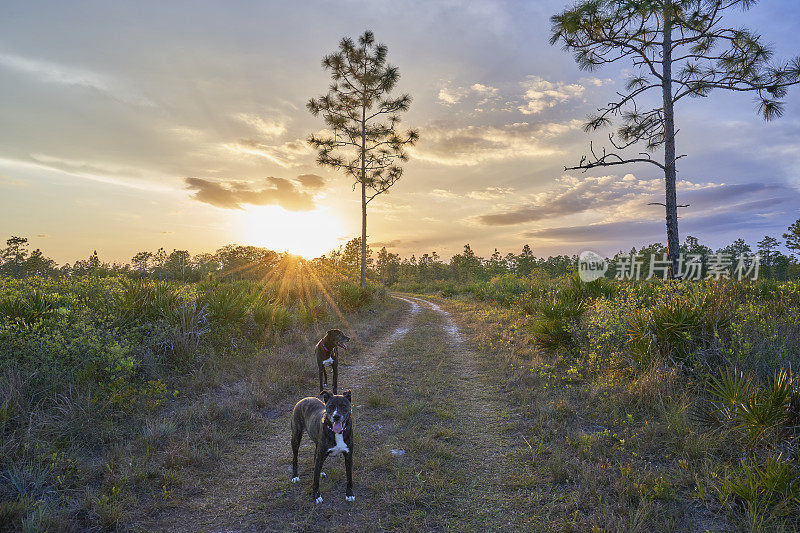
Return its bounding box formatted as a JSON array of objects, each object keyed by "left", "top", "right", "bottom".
[
  {"left": 322, "top": 357, "right": 333, "bottom": 367},
  {"left": 328, "top": 433, "right": 349, "bottom": 456}
]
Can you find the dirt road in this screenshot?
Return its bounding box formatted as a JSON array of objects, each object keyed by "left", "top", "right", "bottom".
[{"left": 136, "top": 295, "right": 538, "bottom": 532}]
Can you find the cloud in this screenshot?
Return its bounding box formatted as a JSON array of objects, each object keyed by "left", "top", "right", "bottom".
[
  {"left": 437, "top": 86, "right": 469, "bottom": 105},
  {"left": 517, "top": 76, "right": 588, "bottom": 115},
  {"left": 467, "top": 186, "right": 514, "bottom": 200},
  {"left": 0, "top": 51, "right": 153, "bottom": 106},
  {"left": 429, "top": 188, "right": 460, "bottom": 200},
  {"left": 489, "top": 177, "right": 800, "bottom": 246},
  {"left": 430, "top": 186, "right": 514, "bottom": 201},
  {"left": 412, "top": 120, "right": 581, "bottom": 166},
  {"left": 224, "top": 138, "right": 312, "bottom": 167},
  {"left": 30, "top": 153, "right": 153, "bottom": 179},
  {"left": 0, "top": 155, "right": 171, "bottom": 192},
  {"left": 524, "top": 211, "right": 782, "bottom": 245},
  {"left": 294, "top": 173, "right": 325, "bottom": 189},
  {"left": 478, "top": 174, "right": 736, "bottom": 226},
  {"left": 470, "top": 83, "right": 499, "bottom": 105},
  {"left": 184, "top": 174, "right": 325, "bottom": 210},
  {"left": 233, "top": 113, "right": 286, "bottom": 138},
  {"left": 438, "top": 76, "right": 608, "bottom": 115},
  {"left": 437, "top": 82, "right": 500, "bottom": 108}
]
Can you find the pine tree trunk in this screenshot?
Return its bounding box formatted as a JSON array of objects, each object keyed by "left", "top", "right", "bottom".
[
  {"left": 360, "top": 97, "right": 367, "bottom": 288},
  {"left": 361, "top": 180, "right": 367, "bottom": 287},
  {"left": 662, "top": 5, "right": 680, "bottom": 278}
]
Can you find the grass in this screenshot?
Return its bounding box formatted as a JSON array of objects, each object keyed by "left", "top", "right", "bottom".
[
  {"left": 0, "top": 273, "right": 385, "bottom": 531},
  {"left": 429, "top": 275, "right": 800, "bottom": 531},
  {"left": 4, "top": 269, "right": 799, "bottom": 530}
]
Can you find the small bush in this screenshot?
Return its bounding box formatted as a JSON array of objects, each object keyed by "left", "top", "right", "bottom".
[
  {"left": 199, "top": 283, "right": 253, "bottom": 326},
  {"left": 115, "top": 278, "right": 180, "bottom": 322},
  {"left": 161, "top": 299, "right": 209, "bottom": 365},
  {"left": 529, "top": 290, "right": 586, "bottom": 351},
  {"left": 337, "top": 282, "right": 375, "bottom": 310},
  {"left": 626, "top": 283, "right": 732, "bottom": 368},
  {"left": 720, "top": 453, "right": 800, "bottom": 518},
  {"left": 0, "top": 290, "right": 56, "bottom": 329},
  {"left": 251, "top": 299, "right": 292, "bottom": 332},
  {"left": 704, "top": 367, "right": 798, "bottom": 447}
]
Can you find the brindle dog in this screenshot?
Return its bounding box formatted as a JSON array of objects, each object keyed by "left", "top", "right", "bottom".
[
  {"left": 290, "top": 389, "right": 354, "bottom": 503},
  {"left": 315, "top": 329, "right": 350, "bottom": 394}
]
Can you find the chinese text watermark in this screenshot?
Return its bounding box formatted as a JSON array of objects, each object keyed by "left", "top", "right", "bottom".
[{"left": 579, "top": 252, "right": 761, "bottom": 281}]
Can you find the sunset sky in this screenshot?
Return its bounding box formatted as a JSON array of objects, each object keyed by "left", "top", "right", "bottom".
[{"left": 1, "top": 0, "right": 799, "bottom": 263}]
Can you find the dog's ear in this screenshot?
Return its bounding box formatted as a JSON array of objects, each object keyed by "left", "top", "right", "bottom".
[
  {"left": 319, "top": 389, "right": 332, "bottom": 403},
  {"left": 343, "top": 389, "right": 351, "bottom": 403}
]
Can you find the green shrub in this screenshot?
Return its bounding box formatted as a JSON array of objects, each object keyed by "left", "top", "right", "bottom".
[
  {"left": 704, "top": 367, "right": 798, "bottom": 447},
  {"left": 337, "top": 282, "right": 375, "bottom": 311},
  {"left": 626, "top": 283, "right": 732, "bottom": 368},
  {"left": 160, "top": 299, "right": 209, "bottom": 365},
  {"left": 115, "top": 278, "right": 179, "bottom": 322},
  {"left": 529, "top": 290, "right": 586, "bottom": 351},
  {"left": 0, "top": 290, "right": 56, "bottom": 329},
  {"left": 272, "top": 306, "right": 292, "bottom": 331},
  {"left": 720, "top": 453, "right": 800, "bottom": 518},
  {"left": 251, "top": 299, "right": 292, "bottom": 332},
  {"left": 199, "top": 283, "right": 254, "bottom": 326},
  {"left": 294, "top": 300, "right": 327, "bottom": 328}
]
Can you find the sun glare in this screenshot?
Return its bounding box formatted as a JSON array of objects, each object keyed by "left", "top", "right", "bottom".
[{"left": 239, "top": 206, "right": 346, "bottom": 259}]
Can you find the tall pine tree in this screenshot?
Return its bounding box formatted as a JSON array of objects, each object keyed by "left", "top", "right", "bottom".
[{"left": 308, "top": 31, "right": 419, "bottom": 287}]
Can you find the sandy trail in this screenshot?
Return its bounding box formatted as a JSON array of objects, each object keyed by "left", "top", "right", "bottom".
[
  {"left": 135, "top": 298, "right": 415, "bottom": 532},
  {"left": 134, "top": 295, "right": 531, "bottom": 532}
]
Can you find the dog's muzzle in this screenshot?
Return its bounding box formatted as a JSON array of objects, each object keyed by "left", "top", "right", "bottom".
[{"left": 330, "top": 415, "right": 347, "bottom": 434}]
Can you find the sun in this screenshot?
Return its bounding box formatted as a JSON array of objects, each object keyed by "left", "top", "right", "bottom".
[{"left": 238, "top": 206, "right": 346, "bottom": 258}]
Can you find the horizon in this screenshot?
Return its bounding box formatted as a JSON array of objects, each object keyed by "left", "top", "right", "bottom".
[{"left": 2, "top": 1, "right": 800, "bottom": 264}]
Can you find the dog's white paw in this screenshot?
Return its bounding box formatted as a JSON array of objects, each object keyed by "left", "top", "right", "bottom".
[
  {"left": 320, "top": 472, "right": 326, "bottom": 478},
  {"left": 290, "top": 476, "right": 299, "bottom": 484},
  {"left": 315, "top": 495, "right": 323, "bottom": 504},
  {"left": 345, "top": 495, "right": 355, "bottom": 502}
]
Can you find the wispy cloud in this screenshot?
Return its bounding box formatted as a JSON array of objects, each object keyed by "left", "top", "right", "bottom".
[
  {"left": 0, "top": 51, "right": 154, "bottom": 106},
  {"left": 430, "top": 186, "right": 514, "bottom": 201},
  {"left": 525, "top": 210, "right": 784, "bottom": 246},
  {"left": 0, "top": 155, "right": 171, "bottom": 191},
  {"left": 412, "top": 120, "right": 580, "bottom": 166},
  {"left": 478, "top": 174, "right": 727, "bottom": 226},
  {"left": 224, "top": 138, "right": 312, "bottom": 168},
  {"left": 233, "top": 113, "right": 286, "bottom": 138},
  {"left": 467, "top": 186, "right": 514, "bottom": 200}
]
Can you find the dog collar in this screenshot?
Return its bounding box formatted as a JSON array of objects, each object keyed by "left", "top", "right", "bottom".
[{"left": 321, "top": 341, "right": 330, "bottom": 353}]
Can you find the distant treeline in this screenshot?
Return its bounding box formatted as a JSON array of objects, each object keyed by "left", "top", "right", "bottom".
[{"left": 2, "top": 219, "right": 800, "bottom": 283}]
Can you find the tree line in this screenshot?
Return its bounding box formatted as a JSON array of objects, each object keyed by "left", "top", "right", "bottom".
[{"left": 2, "top": 217, "right": 799, "bottom": 283}]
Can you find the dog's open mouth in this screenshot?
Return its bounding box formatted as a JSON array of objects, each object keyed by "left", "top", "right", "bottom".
[
  {"left": 332, "top": 421, "right": 343, "bottom": 434},
  {"left": 338, "top": 342, "right": 348, "bottom": 350}
]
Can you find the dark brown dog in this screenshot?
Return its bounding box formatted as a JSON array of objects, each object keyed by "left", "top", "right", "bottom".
[
  {"left": 315, "top": 329, "right": 350, "bottom": 394},
  {"left": 290, "top": 389, "right": 354, "bottom": 503}
]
